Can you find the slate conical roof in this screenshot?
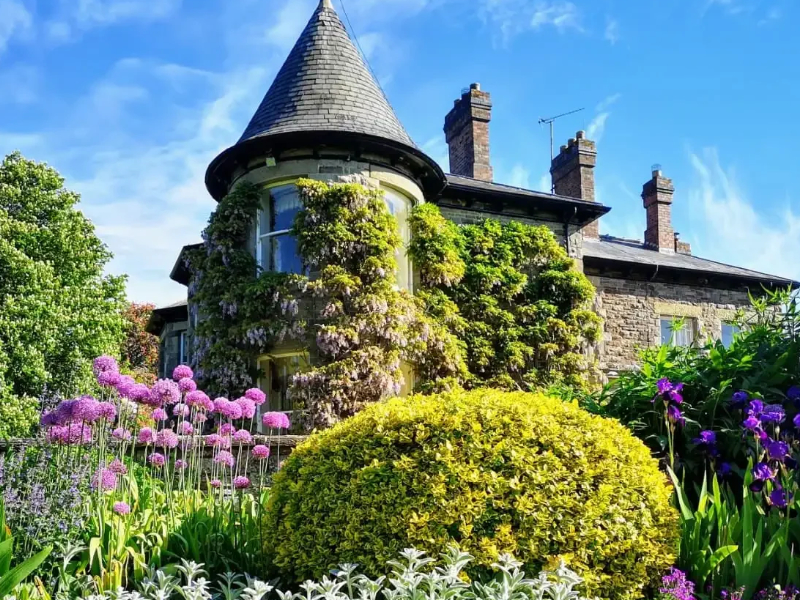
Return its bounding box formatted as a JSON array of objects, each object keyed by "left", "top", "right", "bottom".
[
  {"left": 205, "top": 0, "right": 444, "bottom": 200},
  {"left": 238, "top": 0, "right": 415, "bottom": 147}
]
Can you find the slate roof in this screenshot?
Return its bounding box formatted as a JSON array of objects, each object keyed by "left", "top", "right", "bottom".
[
  {"left": 145, "top": 299, "right": 188, "bottom": 335},
  {"left": 238, "top": 0, "right": 414, "bottom": 148},
  {"left": 584, "top": 236, "right": 798, "bottom": 287}
]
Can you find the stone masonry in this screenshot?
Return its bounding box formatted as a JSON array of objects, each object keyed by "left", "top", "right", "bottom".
[
  {"left": 643, "top": 169, "right": 675, "bottom": 251},
  {"left": 443, "top": 84, "right": 493, "bottom": 182},
  {"left": 589, "top": 276, "right": 751, "bottom": 372},
  {"left": 550, "top": 131, "right": 599, "bottom": 239}
]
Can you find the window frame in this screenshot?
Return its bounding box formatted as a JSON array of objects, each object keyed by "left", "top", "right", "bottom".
[
  {"left": 256, "top": 351, "right": 309, "bottom": 433},
  {"left": 660, "top": 316, "right": 697, "bottom": 348},
  {"left": 256, "top": 183, "right": 304, "bottom": 274},
  {"left": 721, "top": 322, "right": 741, "bottom": 349}
]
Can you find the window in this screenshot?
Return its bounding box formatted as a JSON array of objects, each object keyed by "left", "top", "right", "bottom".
[
  {"left": 721, "top": 322, "right": 741, "bottom": 348},
  {"left": 257, "top": 353, "right": 309, "bottom": 431},
  {"left": 660, "top": 317, "right": 696, "bottom": 347},
  {"left": 257, "top": 185, "right": 304, "bottom": 274},
  {"left": 179, "top": 331, "right": 187, "bottom": 365},
  {"left": 382, "top": 188, "right": 412, "bottom": 291}
]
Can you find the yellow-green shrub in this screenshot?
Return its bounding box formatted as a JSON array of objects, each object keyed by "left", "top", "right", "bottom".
[{"left": 263, "top": 389, "right": 678, "bottom": 600}]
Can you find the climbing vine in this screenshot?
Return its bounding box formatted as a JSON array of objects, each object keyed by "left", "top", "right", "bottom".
[
  {"left": 409, "top": 203, "right": 602, "bottom": 392},
  {"left": 187, "top": 179, "right": 465, "bottom": 429}
]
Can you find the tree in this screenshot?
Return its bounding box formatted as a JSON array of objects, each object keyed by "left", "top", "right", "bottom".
[
  {"left": 120, "top": 302, "right": 159, "bottom": 384},
  {"left": 0, "top": 152, "right": 126, "bottom": 437}
]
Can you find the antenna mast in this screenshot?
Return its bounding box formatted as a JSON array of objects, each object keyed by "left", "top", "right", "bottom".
[{"left": 538, "top": 107, "right": 585, "bottom": 192}]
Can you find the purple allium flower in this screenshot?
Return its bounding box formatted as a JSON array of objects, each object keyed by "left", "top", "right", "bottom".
[
  {"left": 91, "top": 467, "right": 117, "bottom": 491},
  {"left": 693, "top": 430, "right": 717, "bottom": 446},
  {"left": 40, "top": 410, "right": 58, "bottom": 428},
  {"left": 252, "top": 445, "right": 270, "bottom": 460},
  {"left": 113, "top": 501, "right": 131, "bottom": 515},
  {"left": 206, "top": 434, "right": 223, "bottom": 447},
  {"left": 173, "top": 403, "right": 190, "bottom": 417},
  {"left": 93, "top": 355, "right": 119, "bottom": 376},
  {"left": 245, "top": 388, "right": 266, "bottom": 406},
  {"left": 108, "top": 458, "right": 128, "bottom": 475},
  {"left": 156, "top": 429, "right": 179, "bottom": 449},
  {"left": 262, "top": 412, "right": 291, "bottom": 429},
  {"left": 233, "top": 429, "right": 253, "bottom": 444},
  {"left": 667, "top": 405, "right": 685, "bottom": 426},
  {"left": 743, "top": 416, "right": 761, "bottom": 431},
  {"left": 130, "top": 383, "right": 151, "bottom": 403},
  {"left": 788, "top": 386, "right": 800, "bottom": 402},
  {"left": 175, "top": 459, "right": 188, "bottom": 470},
  {"left": 749, "top": 400, "right": 765, "bottom": 417},
  {"left": 177, "top": 421, "right": 193, "bottom": 435},
  {"left": 219, "top": 423, "right": 236, "bottom": 436},
  {"left": 55, "top": 399, "right": 77, "bottom": 424},
  {"left": 47, "top": 424, "right": 93, "bottom": 445},
  {"left": 731, "top": 390, "right": 749, "bottom": 406},
  {"left": 753, "top": 462, "right": 776, "bottom": 481},
  {"left": 152, "top": 408, "right": 168, "bottom": 421},
  {"left": 214, "top": 450, "right": 235, "bottom": 468},
  {"left": 172, "top": 365, "right": 193, "bottom": 382},
  {"left": 233, "top": 476, "right": 251, "bottom": 490},
  {"left": 194, "top": 412, "right": 208, "bottom": 423},
  {"left": 210, "top": 479, "right": 222, "bottom": 489},
  {"left": 73, "top": 396, "right": 101, "bottom": 423},
  {"left": 112, "top": 427, "right": 132, "bottom": 441},
  {"left": 97, "top": 371, "right": 122, "bottom": 387},
  {"left": 149, "top": 379, "right": 181, "bottom": 406},
  {"left": 769, "top": 486, "right": 792, "bottom": 509},
  {"left": 766, "top": 439, "right": 790, "bottom": 462},
  {"left": 761, "top": 405, "right": 786, "bottom": 424},
  {"left": 138, "top": 427, "right": 156, "bottom": 444},
  {"left": 148, "top": 452, "right": 166, "bottom": 467},
  {"left": 98, "top": 401, "right": 117, "bottom": 421},
  {"left": 186, "top": 390, "right": 212, "bottom": 411},
  {"left": 223, "top": 402, "right": 243, "bottom": 420},
  {"left": 178, "top": 378, "right": 196, "bottom": 393},
  {"left": 235, "top": 397, "right": 256, "bottom": 419},
  {"left": 659, "top": 567, "right": 695, "bottom": 600},
  {"left": 213, "top": 397, "right": 229, "bottom": 414}
]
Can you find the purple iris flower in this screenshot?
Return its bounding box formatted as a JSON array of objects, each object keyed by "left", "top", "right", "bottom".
[
  {"left": 770, "top": 486, "right": 791, "bottom": 509},
  {"left": 748, "top": 400, "right": 765, "bottom": 417},
  {"left": 657, "top": 378, "right": 673, "bottom": 395},
  {"left": 788, "top": 386, "right": 800, "bottom": 402},
  {"left": 718, "top": 462, "right": 733, "bottom": 478},
  {"left": 731, "top": 390, "right": 749, "bottom": 406},
  {"left": 668, "top": 405, "right": 685, "bottom": 426},
  {"left": 693, "top": 430, "right": 717, "bottom": 445},
  {"left": 668, "top": 386, "right": 684, "bottom": 404},
  {"left": 761, "top": 405, "right": 786, "bottom": 424},
  {"left": 743, "top": 415, "right": 761, "bottom": 431},
  {"left": 766, "top": 440, "right": 791, "bottom": 462},
  {"left": 794, "top": 413, "right": 800, "bottom": 429},
  {"left": 752, "top": 462, "right": 776, "bottom": 481}
]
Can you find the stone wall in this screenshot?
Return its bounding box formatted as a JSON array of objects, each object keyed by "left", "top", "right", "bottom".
[{"left": 589, "top": 276, "right": 750, "bottom": 372}]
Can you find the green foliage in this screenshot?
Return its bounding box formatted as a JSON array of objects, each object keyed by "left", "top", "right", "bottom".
[
  {"left": 0, "top": 496, "right": 52, "bottom": 597},
  {"left": 263, "top": 388, "right": 678, "bottom": 600},
  {"left": 581, "top": 287, "right": 800, "bottom": 482},
  {"left": 409, "top": 204, "right": 601, "bottom": 393},
  {"left": 0, "top": 152, "right": 126, "bottom": 436},
  {"left": 120, "top": 303, "right": 159, "bottom": 385},
  {"left": 188, "top": 179, "right": 465, "bottom": 426}
]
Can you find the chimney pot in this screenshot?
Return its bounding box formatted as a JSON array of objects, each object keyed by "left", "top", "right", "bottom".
[
  {"left": 576, "top": 130, "right": 585, "bottom": 139},
  {"left": 444, "top": 84, "right": 493, "bottom": 181}
]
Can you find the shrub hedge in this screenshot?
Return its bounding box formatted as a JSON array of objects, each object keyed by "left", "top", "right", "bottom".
[{"left": 263, "top": 389, "right": 678, "bottom": 600}]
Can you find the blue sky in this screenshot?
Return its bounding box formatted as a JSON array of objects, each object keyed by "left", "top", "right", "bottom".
[{"left": 1, "top": 0, "right": 798, "bottom": 305}]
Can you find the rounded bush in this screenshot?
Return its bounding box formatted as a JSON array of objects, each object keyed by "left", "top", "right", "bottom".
[{"left": 264, "top": 389, "right": 678, "bottom": 600}]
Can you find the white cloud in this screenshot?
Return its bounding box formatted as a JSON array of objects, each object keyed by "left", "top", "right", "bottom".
[
  {"left": 0, "top": 63, "right": 39, "bottom": 104},
  {"left": 0, "top": 0, "right": 32, "bottom": 55},
  {"left": 45, "top": 0, "right": 182, "bottom": 43},
  {"left": 604, "top": 17, "right": 619, "bottom": 45},
  {"left": 759, "top": 6, "right": 782, "bottom": 25},
  {"left": 688, "top": 148, "right": 800, "bottom": 282},
  {"left": 507, "top": 164, "right": 531, "bottom": 189},
  {"left": 586, "top": 93, "right": 621, "bottom": 143},
  {"left": 421, "top": 135, "right": 449, "bottom": 171},
  {"left": 480, "top": 0, "right": 582, "bottom": 43}
]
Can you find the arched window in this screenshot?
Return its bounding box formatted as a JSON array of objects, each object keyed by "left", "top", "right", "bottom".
[
  {"left": 382, "top": 188, "right": 412, "bottom": 291},
  {"left": 256, "top": 185, "right": 304, "bottom": 274}
]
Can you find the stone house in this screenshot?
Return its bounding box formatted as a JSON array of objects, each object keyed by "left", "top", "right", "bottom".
[{"left": 147, "top": 0, "right": 795, "bottom": 405}]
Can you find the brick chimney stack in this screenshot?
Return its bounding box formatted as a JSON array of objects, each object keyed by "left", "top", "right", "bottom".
[
  {"left": 550, "top": 130, "right": 599, "bottom": 238},
  {"left": 444, "top": 83, "right": 493, "bottom": 181},
  {"left": 642, "top": 166, "right": 675, "bottom": 252}
]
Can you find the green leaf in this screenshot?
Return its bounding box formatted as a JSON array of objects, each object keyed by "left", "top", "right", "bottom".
[{"left": 0, "top": 546, "right": 51, "bottom": 598}]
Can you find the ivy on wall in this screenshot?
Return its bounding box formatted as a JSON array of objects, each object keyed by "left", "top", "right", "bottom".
[
  {"left": 187, "top": 179, "right": 465, "bottom": 429},
  {"left": 409, "top": 203, "right": 602, "bottom": 391}
]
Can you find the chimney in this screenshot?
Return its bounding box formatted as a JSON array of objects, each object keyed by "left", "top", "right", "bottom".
[
  {"left": 642, "top": 166, "right": 675, "bottom": 252},
  {"left": 444, "top": 83, "right": 493, "bottom": 181},
  {"left": 674, "top": 232, "right": 692, "bottom": 255},
  {"left": 550, "top": 130, "right": 599, "bottom": 238}
]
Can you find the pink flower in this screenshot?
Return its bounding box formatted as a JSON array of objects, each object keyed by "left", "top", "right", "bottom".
[
  {"left": 206, "top": 433, "right": 223, "bottom": 447},
  {"left": 186, "top": 390, "right": 210, "bottom": 408},
  {"left": 156, "top": 429, "right": 179, "bottom": 449},
  {"left": 129, "top": 384, "right": 151, "bottom": 403},
  {"left": 233, "top": 429, "right": 253, "bottom": 444},
  {"left": 194, "top": 413, "right": 208, "bottom": 423},
  {"left": 116, "top": 375, "right": 136, "bottom": 397},
  {"left": 73, "top": 396, "right": 101, "bottom": 423},
  {"left": 178, "top": 378, "right": 197, "bottom": 393},
  {"left": 213, "top": 397, "right": 230, "bottom": 414},
  {"left": 92, "top": 467, "right": 117, "bottom": 491},
  {"left": 172, "top": 365, "right": 194, "bottom": 381},
  {"left": 112, "top": 428, "right": 132, "bottom": 441},
  {"left": 233, "top": 476, "right": 251, "bottom": 490},
  {"left": 152, "top": 408, "right": 168, "bottom": 421},
  {"left": 138, "top": 427, "right": 156, "bottom": 444},
  {"left": 173, "top": 403, "right": 190, "bottom": 417},
  {"left": 93, "top": 355, "right": 119, "bottom": 376},
  {"left": 97, "top": 371, "right": 122, "bottom": 387},
  {"left": 177, "top": 421, "right": 193, "bottom": 435},
  {"left": 175, "top": 459, "right": 188, "bottom": 470},
  {"left": 223, "top": 402, "right": 243, "bottom": 420},
  {"left": 97, "top": 402, "right": 117, "bottom": 421},
  {"left": 252, "top": 445, "right": 270, "bottom": 460},
  {"left": 245, "top": 388, "right": 266, "bottom": 406},
  {"left": 47, "top": 424, "right": 93, "bottom": 445},
  {"left": 210, "top": 478, "right": 222, "bottom": 488},
  {"left": 113, "top": 501, "right": 130, "bottom": 515},
  {"left": 262, "top": 412, "right": 291, "bottom": 430},
  {"left": 149, "top": 379, "right": 181, "bottom": 406},
  {"left": 214, "top": 450, "right": 235, "bottom": 468},
  {"left": 148, "top": 452, "right": 166, "bottom": 467},
  {"left": 219, "top": 423, "right": 236, "bottom": 436},
  {"left": 235, "top": 397, "right": 256, "bottom": 419},
  {"left": 108, "top": 458, "right": 128, "bottom": 475}
]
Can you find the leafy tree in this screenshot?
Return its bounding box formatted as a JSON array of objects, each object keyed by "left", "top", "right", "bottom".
[
  {"left": 409, "top": 203, "right": 602, "bottom": 392},
  {"left": 120, "top": 302, "right": 159, "bottom": 384},
  {"left": 0, "top": 152, "right": 126, "bottom": 437}
]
